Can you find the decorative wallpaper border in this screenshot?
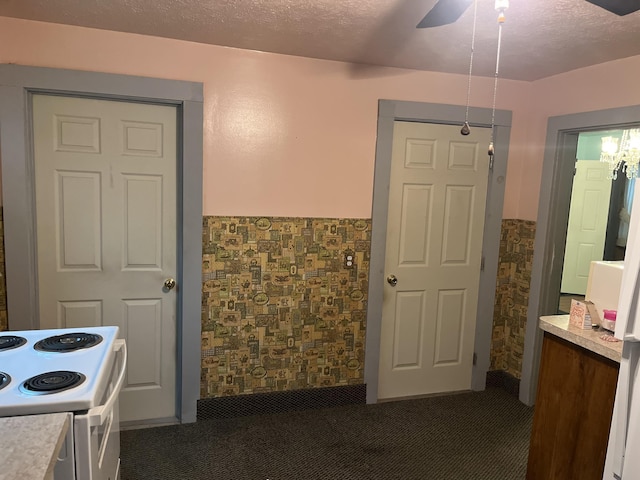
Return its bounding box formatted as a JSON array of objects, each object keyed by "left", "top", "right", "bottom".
[{"left": 201, "top": 217, "right": 371, "bottom": 398}]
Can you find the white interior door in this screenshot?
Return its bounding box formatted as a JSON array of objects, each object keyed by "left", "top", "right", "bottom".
[
  {"left": 32, "top": 94, "right": 178, "bottom": 424},
  {"left": 561, "top": 160, "right": 612, "bottom": 295},
  {"left": 378, "top": 121, "right": 491, "bottom": 400}
]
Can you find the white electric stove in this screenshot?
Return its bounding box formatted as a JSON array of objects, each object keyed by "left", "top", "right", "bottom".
[{"left": 0, "top": 326, "right": 127, "bottom": 480}]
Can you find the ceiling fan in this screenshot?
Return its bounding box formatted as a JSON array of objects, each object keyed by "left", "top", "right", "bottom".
[
  {"left": 416, "top": 0, "right": 472, "bottom": 28},
  {"left": 585, "top": 0, "right": 640, "bottom": 15},
  {"left": 416, "top": 0, "right": 640, "bottom": 29}
]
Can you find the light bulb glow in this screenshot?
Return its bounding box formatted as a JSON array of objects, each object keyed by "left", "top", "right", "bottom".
[{"left": 601, "top": 136, "right": 619, "bottom": 155}]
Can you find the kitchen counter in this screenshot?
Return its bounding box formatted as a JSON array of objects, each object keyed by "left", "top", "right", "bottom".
[
  {"left": 527, "top": 315, "right": 620, "bottom": 480},
  {"left": 539, "top": 314, "right": 622, "bottom": 362},
  {"left": 0, "top": 412, "right": 70, "bottom": 480}
]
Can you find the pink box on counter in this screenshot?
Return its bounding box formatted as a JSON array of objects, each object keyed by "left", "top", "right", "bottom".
[{"left": 569, "top": 299, "right": 593, "bottom": 329}]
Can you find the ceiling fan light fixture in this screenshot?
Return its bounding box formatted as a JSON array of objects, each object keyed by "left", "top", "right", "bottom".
[
  {"left": 495, "top": 0, "right": 508, "bottom": 22},
  {"left": 495, "top": 0, "right": 509, "bottom": 11}
]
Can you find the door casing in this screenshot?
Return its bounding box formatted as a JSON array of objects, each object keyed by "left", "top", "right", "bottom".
[
  {"left": 365, "top": 100, "right": 512, "bottom": 404},
  {"left": 0, "top": 64, "right": 203, "bottom": 423},
  {"left": 521, "top": 105, "right": 640, "bottom": 406}
]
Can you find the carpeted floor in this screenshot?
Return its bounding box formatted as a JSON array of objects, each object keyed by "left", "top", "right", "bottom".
[{"left": 120, "top": 387, "right": 533, "bottom": 480}]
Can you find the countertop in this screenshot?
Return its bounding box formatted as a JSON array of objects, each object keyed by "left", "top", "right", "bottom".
[
  {"left": 0, "top": 412, "right": 70, "bottom": 480},
  {"left": 540, "top": 315, "right": 623, "bottom": 363}
]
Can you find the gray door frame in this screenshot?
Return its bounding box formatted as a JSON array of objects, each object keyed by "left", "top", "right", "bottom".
[
  {"left": 365, "top": 99, "right": 512, "bottom": 403},
  {"left": 520, "top": 104, "right": 640, "bottom": 406},
  {"left": 0, "top": 64, "right": 203, "bottom": 424}
]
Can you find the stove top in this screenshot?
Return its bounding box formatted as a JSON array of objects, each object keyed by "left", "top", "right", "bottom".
[
  {"left": 0, "top": 372, "right": 10, "bottom": 392},
  {"left": 34, "top": 332, "right": 103, "bottom": 352},
  {"left": 0, "top": 335, "right": 27, "bottom": 351},
  {"left": 0, "top": 326, "right": 119, "bottom": 416},
  {"left": 20, "top": 370, "right": 86, "bottom": 395}
]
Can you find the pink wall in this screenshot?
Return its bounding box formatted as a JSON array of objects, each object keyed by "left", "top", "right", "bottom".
[
  {"left": 514, "top": 56, "right": 640, "bottom": 220},
  {"left": 0, "top": 16, "right": 533, "bottom": 218},
  {"left": 4, "top": 18, "right": 638, "bottom": 221}
]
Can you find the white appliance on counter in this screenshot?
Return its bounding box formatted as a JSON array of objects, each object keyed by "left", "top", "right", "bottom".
[
  {"left": 0, "top": 326, "right": 127, "bottom": 480},
  {"left": 586, "top": 260, "right": 625, "bottom": 323},
  {"left": 604, "top": 181, "right": 640, "bottom": 479}
]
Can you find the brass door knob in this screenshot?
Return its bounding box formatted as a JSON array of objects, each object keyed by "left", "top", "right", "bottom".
[
  {"left": 387, "top": 274, "right": 398, "bottom": 287},
  {"left": 164, "top": 278, "right": 177, "bottom": 290}
]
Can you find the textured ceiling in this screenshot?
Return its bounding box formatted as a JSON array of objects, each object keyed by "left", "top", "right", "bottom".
[{"left": 1, "top": 0, "right": 639, "bottom": 81}]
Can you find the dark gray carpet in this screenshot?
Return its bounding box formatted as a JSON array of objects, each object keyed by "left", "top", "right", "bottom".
[{"left": 120, "top": 387, "right": 533, "bottom": 480}]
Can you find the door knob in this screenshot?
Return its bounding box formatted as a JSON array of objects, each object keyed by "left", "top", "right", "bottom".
[
  {"left": 387, "top": 274, "right": 398, "bottom": 287},
  {"left": 164, "top": 278, "right": 177, "bottom": 290}
]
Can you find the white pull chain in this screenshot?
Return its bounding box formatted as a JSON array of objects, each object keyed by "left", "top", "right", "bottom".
[{"left": 489, "top": 0, "right": 508, "bottom": 157}]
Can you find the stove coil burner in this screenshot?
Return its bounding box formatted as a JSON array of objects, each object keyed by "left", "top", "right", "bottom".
[
  {"left": 34, "top": 332, "right": 103, "bottom": 352},
  {"left": 0, "top": 335, "right": 27, "bottom": 351},
  {"left": 21, "top": 371, "right": 86, "bottom": 395},
  {"left": 0, "top": 372, "right": 10, "bottom": 391}
]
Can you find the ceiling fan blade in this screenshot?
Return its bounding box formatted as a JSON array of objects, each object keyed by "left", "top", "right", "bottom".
[
  {"left": 584, "top": 0, "right": 640, "bottom": 16},
  {"left": 416, "top": 0, "right": 473, "bottom": 28}
]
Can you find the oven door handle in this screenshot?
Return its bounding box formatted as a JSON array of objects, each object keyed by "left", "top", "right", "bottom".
[{"left": 87, "top": 339, "right": 127, "bottom": 427}]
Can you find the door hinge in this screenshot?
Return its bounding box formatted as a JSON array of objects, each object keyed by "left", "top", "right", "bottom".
[
  {"left": 489, "top": 155, "right": 494, "bottom": 171},
  {"left": 473, "top": 352, "right": 478, "bottom": 366},
  {"left": 480, "top": 256, "right": 485, "bottom": 271}
]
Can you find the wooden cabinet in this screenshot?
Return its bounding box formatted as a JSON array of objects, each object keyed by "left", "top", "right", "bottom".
[{"left": 526, "top": 332, "right": 619, "bottom": 480}]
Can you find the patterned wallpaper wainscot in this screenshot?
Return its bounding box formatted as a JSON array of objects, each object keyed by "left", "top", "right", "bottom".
[
  {"left": 491, "top": 219, "right": 536, "bottom": 379},
  {"left": 201, "top": 217, "right": 371, "bottom": 398}
]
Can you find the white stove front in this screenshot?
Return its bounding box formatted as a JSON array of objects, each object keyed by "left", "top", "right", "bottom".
[
  {"left": 0, "top": 326, "right": 120, "bottom": 417},
  {"left": 0, "top": 326, "right": 126, "bottom": 480}
]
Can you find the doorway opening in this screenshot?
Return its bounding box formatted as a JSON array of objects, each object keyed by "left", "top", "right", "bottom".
[
  {"left": 557, "top": 128, "right": 636, "bottom": 314},
  {"left": 521, "top": 104, "right": 640, "bottom": 406}
]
